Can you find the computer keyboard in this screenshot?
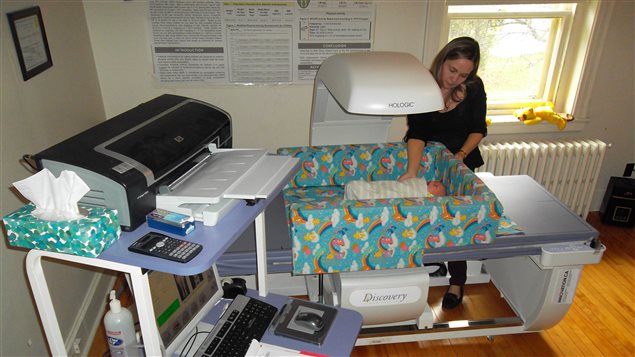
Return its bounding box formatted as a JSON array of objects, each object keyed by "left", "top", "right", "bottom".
[{"left": 193, "top": 294, "right": 278, "bottom": 357}]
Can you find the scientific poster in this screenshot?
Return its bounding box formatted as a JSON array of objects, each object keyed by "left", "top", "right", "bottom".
[{"left": 149, "top": 0, "right": 375, "bottom": 84}]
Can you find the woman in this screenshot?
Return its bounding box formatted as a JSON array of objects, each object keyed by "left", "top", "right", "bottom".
[{"left": 398, "top": 36, "right": 487, "bottom": 309}]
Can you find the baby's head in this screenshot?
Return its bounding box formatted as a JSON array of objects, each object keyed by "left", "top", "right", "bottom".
[{"left": 427, "top": 180, "right": 447, "bottom": 196}]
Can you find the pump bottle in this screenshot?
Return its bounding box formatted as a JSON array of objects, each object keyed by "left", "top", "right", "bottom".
[{"left": 104, "top": 290, "right": 139, "bottom": 357}]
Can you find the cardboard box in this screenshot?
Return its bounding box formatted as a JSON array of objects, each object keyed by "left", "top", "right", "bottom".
[{"left": 3, "top": 203, "right": 121, "bottom": 257}]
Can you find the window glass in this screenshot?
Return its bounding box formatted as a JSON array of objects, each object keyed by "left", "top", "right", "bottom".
[
  {"left": 449, "top": 17, "right": 553, "bottom": 100},
  {"left": 448, "top": 4, "right": 575, "bottom": 110}
]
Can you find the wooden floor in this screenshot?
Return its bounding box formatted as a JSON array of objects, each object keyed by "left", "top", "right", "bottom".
[
  {"left": 351, "top": 212, "right": 635, "bottom": 357},
  {"left": 89, "top": 212, "right": 634, "bottom": 357}
]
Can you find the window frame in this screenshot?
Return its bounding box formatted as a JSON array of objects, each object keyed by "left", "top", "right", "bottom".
[
  {"left": 423, "top": 0, "right": 604, "bottom": 133},
  {"left": 448, "top": 7, "right": 573, "bottom": 113}
]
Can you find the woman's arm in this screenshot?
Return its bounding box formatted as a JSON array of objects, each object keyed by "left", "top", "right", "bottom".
[
  {"left": 457, "top": 77, "right": 487, "bottom": 164},
  {"left": 456, "top": 133, "right": 484, "bottom": 161},
  {"left": 399, "top": 138, "right": 425, "bottom": 181},
  {"left": 466, "top": 77, "right": 487, "bottom": 135}
]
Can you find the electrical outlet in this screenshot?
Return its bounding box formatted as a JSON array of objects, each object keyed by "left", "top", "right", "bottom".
[{"left": 72, "top": 338, "right": 81, "bottom": 354}]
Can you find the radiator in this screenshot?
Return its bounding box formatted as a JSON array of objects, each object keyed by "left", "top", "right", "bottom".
[{"left": 476, "top": 138, "right": 607, "bottom": 218}]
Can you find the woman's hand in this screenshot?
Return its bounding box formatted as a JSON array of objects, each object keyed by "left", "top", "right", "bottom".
[
  {"left": 398, "top": 171, "right": 417, "bottom": 182},
  {"left": 401, "top": 139, "right": 425, "bottom": 182}
]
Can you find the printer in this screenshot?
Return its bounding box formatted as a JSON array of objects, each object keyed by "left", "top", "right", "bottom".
[{"left": 33, "top": 94, "right": 232, "bottom": 231}]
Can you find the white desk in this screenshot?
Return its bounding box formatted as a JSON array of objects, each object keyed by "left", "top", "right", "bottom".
[
  {"left": 26, "top": 186, "right": 280, "bottom": 356},
  {"left": 26, "top": 198, "right": 275, "bottom": 356},
  {"left": 24, "top": 157, "right": 359, "bottom": 357}
]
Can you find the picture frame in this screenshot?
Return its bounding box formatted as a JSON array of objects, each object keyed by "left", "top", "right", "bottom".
[{"left": 7, "top": 6, "right": 53, "bottom": 81}]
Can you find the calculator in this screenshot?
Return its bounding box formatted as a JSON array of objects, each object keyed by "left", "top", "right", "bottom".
[{"left": 128, "top": 232, "right": 202, "bottom": 263}]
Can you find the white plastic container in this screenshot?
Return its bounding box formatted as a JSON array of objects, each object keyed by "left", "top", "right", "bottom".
[{"left": 104, "top": 290, "right": 140, "bottom": 357}]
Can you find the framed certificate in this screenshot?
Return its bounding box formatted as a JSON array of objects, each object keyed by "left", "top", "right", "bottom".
[{"left": 7, "top": 6, "right": 53, "bottom": 81}]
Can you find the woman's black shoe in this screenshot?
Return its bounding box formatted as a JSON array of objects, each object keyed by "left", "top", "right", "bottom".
[
  {"left": 442, "top": 285, "right": 464, "bottom": 309},
  {"left": 424, "top": 263, "right": 448, "bottom": 277}
]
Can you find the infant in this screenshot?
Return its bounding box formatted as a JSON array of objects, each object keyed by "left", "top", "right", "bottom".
[
  {"left": 345, "top": 178, "right": 447, "bottom": 200},
  {"left": 426, "top": 180, "right": 447, "bottom": 196}
]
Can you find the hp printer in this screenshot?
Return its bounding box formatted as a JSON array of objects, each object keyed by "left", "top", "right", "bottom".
[{"left": 33, "top": 94, "right": 232, "bottom": 231}]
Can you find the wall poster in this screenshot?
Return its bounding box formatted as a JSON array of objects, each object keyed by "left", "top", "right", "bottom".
[{"left": 149, "top": 0, "right": 375, "bottom": 84}]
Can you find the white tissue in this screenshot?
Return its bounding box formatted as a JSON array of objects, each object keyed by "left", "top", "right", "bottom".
[{"left": 12, "top": 169, "right": 90, "bottom": 221}]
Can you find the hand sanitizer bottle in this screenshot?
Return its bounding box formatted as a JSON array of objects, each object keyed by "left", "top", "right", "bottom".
[{"left": 104, "top": 290, "right": 139, "bottom": 357}]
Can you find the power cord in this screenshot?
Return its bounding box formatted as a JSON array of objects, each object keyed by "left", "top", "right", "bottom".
[
  {"left": 21, "top": 154, "right": 38, "bottom": 173},
  {"left": 180, "top": 326, "right": 212, "bottom": 357}
]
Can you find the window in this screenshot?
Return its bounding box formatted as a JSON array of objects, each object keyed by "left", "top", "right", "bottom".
[
  {"left": 448, "top": 4, "right": 574, "bottom": 114},
  {"left": 424, "top": 1, "right": 602, "bottom": 130}
]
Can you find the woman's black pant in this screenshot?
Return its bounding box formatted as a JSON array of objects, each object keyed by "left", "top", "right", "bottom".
[{"left": 448, "top": 260, "right": 467, "bottom": 286}]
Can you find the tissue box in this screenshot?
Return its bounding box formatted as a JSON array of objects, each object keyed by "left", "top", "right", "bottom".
[{"left": 2, "top": 203, "right": 121, "bottom": 257}]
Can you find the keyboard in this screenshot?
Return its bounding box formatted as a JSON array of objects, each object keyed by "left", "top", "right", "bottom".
[{"left": 193, "top": 294, "right": 278, "bottom": 357}]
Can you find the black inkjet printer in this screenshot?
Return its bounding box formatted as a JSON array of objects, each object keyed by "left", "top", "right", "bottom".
[{"left": 32, "top": 94, "right": 232, "bottom": 231}]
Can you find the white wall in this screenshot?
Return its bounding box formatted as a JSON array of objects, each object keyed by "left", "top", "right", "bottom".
[
  {"left": 1, "top": 1, "right": 110, "bottom": 356},
  {"left": 82, "top": 1, "right": 428, "bottom": 152},
  {"left": 1, "top": 0, "right": 633, "bottom": 355},
  {"left": 83, "top": 1, "right": 633, "bottom": 208}
]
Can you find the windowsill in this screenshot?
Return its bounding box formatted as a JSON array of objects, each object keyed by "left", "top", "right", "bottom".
[{"left": 487, "top": 115, "right": 588, "bottom": 135}]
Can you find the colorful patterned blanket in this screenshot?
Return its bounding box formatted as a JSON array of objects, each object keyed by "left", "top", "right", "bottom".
[{"left": 278, "top": 142, "right": 505, "bottom": 275}]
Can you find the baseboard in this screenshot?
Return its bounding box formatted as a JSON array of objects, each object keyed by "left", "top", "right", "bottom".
[{"left": 66, "top": 270, "right": 117, "bottom": 356}]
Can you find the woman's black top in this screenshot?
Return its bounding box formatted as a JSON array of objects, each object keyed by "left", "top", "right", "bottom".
[{"left": 405, "top": 76, "right": 487, "bottom": 170}]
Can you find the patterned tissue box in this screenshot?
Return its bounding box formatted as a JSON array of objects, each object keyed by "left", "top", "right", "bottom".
[{"left": 2, "top": 203, "right": 121, "bottom": 257}]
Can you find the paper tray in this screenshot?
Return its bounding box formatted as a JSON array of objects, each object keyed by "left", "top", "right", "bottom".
[{"left": 156, "top": 149, "right": 299, "bottom": 226}]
